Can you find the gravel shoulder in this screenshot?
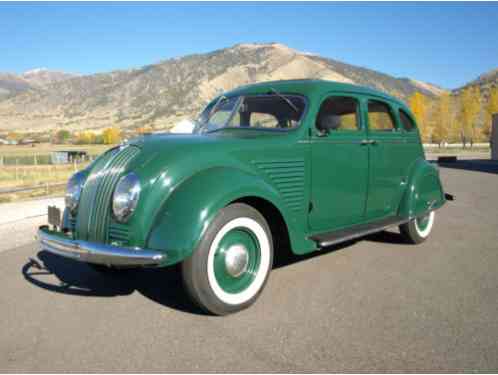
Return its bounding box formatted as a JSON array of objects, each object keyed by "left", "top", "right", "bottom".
[{"left": 0, "top": 197, "right": 64, "bottom": 253}]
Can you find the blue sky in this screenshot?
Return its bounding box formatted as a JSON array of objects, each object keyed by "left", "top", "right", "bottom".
[{"left": 1, "top": 2, "right": 497, "bottom": 89}]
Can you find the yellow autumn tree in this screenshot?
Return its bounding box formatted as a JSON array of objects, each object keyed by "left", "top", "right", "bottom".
[
  {"left": 6, "top": 131, "right": 20, "bottom": 141},
  {"left": 136, "top": 125, "right": 153, "bottom": 135},
  {"left": 76, "top": 131, "right": 96, "bottom": 144},
  {"left": 432, "top": 93, "right": 451, "bottom": 146},
  {"left": 102, "top": 127, "right": 122, "bottom": 144},
  {"left": 460, "top": 86, "right": 481, "bottom": 147},
  {"left": 484, "top": 86, "right": 498, "bottom": 139},
  {"left": 409, "top": 92, "right": 430, "bottom": 141}
]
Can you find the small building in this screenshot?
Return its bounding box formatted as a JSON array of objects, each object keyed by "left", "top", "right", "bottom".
[
  {"left": 51, "top": 150, "right": 88, "bottom": 164},
  {"left": 0, "top": 138, "right": 16, "bottom": 145}
]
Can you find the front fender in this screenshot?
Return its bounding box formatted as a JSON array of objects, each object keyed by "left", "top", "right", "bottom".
[
  {"left": 398, "top": 158, "right": 446, "bottom": 219},
  {"left": 146, "top": 167, "right": 297, "bottom": 265}
]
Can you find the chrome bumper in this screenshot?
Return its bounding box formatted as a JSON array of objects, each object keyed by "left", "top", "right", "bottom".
[{"left": 37, "top": 226, "right": 166, "bottom": 267}]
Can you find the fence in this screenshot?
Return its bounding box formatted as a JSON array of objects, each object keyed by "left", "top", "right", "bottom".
[{"left": 0, "top": 153, "right": 96, "bottom": 166}]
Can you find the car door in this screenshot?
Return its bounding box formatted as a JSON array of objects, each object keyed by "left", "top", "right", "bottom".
[
  {"left": 365, "top": 98, "right": 410, "bottom": 220},
  {"left": 309, "top": 93, "right": 369, "bottom": 232}
]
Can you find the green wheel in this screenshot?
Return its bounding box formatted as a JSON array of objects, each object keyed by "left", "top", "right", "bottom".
[
  {"left": 400, "top": 211, "right": 435, "bottom": 244},
  {"left": 182, "top": 203, "right": 273, "bottom": 315}
]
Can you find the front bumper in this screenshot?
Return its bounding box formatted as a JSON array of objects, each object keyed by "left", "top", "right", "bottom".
[{"left": 37, "top": 226, "right": 166, "bottom": 267}]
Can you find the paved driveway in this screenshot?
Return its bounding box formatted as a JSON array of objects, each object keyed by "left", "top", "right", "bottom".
[{"left": 0, "top": 163, "right": 497, "bottom": 372}]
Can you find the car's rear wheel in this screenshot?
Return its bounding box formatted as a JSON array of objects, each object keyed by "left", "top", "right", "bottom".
[
  {"left": 182, "top": 203, "right": 273, "bottom": 315},
  {"left": 399, "top": 211, "right": 435, "bottom": 244}
]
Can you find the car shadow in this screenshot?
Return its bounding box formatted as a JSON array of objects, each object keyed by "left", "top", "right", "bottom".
[
  {"left": 23, "top": 229, "right": 408, "bottom": 315},
  {"left": 435, "top": 158, "right": 498, "bottom": 175},
  {"left": 22, "top": 251, "right": 208, "bottom": 315}
]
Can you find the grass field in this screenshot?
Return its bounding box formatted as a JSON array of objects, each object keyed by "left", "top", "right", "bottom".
[
  {"left": 0, "top": 143, "right": 113, "bottom": 157},
  {"left": 0, "top": 163, "right": 89, "bottom": 188}
]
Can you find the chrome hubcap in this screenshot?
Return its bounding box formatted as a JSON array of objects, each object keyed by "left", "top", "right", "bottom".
[{"left": 224, "top": 244, "right": 249, "bottom": 278}]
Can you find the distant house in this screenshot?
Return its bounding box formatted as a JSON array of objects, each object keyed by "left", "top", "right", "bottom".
[
  {"left": 51, "top": 150, "right": 88, "bottom": 164},
  {"left": 0, "top": 138, "right": 16, "bottom": 145},
  {"left": 19, "top": 138, "right": 39, "bottom": 145},
  {"left": 170, "top": 119, "right": 195, "bottom": 134}
]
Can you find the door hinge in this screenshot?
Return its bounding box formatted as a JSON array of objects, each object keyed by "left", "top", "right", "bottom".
[{"left": 308, "top": 201, "right": 313, "bottom": 213}]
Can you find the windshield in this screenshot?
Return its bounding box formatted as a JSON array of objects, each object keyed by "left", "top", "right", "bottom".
[{"left": 194, "top": 94, "right": 307, "bottom": 134}]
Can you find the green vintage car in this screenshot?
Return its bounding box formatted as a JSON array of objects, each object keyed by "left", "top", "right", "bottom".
[{"left": 38, "top": 79, "right": 448, "bottom": 315}]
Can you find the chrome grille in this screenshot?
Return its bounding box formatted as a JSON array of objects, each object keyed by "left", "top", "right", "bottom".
[
  {"left": 253, "top": 159, "right": 305, "bottom": 212},
  {"left": 108, "top": 222, "right": 130, "bottom": 245},
  {"left": 76, "top": 146, "right": 140, "bottom": 243}
]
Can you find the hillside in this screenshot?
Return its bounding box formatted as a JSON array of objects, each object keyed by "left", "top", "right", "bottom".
[
  {"left": 0, "top": 43, "right": 447, "bottom": 132},
  {"left": 0, "top": 68, "right": 77, "bottom": 100},
  {"left": 454, "top": 68, "right": 498, "bottom": 95}
]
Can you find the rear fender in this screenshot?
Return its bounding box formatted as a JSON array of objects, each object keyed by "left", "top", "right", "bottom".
[{"left": 398, "top": 158, "right": 446, "bottom": 219}]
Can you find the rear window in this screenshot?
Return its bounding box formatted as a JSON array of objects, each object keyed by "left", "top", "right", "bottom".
[
  {"left": 367, "top": 100, "right": 397, "bottom": 131},
  {"left": 399, "top": 109, "right": 416, "bottom": 131}
]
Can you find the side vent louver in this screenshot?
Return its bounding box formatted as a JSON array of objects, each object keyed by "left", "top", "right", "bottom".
[{"left": 253, "top": 159, "right": 305, "bottom": 212}]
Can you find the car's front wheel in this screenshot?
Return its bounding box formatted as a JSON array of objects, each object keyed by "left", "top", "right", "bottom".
[
  {"left": 182, "top": 203, "right": 273, "bottom": 315},
  {"left": 399, "top": 211, "right": 435, "bottom": 244}
]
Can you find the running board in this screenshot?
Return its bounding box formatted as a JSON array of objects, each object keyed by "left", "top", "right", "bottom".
[{"left": 310, "top": 216, "right": 410, "bottom": 248}]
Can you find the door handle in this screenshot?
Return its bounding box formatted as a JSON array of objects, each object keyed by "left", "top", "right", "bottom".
[{"left": 361, "top": 139, "right": 377, "bottom": 145}]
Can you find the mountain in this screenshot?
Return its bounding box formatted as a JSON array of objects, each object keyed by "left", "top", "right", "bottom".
[
  {"left": 21, "top": 68, "right": 78, "bottom": 87},
  {"left": 0, "top": 68, "right": 77, "bottom": 101},
  {"left": 0, "top": 43, "right": 449, "bottom": 132},
  {"left": 0, "top": 73, "right": 32, "bottom": 100},
  {"left": 453, "top": 68, "right": 498, "bottom": 95}
]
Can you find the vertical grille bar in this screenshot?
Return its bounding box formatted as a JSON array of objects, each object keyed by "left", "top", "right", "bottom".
[{"left": 75, "top": 146, "right": 140, "bottom": 243}]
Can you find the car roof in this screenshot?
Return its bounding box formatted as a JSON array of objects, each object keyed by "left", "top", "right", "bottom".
[{"left": 224, "top": 79, "right": 406, "bottom": 108}]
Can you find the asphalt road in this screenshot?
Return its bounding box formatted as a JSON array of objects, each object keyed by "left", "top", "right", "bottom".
[{"left": 1, "top": 161, "right": 497, "bottom": 372}]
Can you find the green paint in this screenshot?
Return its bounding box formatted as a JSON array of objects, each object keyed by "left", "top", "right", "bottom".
[
  {"left": 416, "top": 214, "right": 430, "bottom": 231},
  {"left": 59, "top": 80, "right": 446, "bottom": 267},
  {"left": 213, "top": 228, "right": 260, "bottom": 293}
]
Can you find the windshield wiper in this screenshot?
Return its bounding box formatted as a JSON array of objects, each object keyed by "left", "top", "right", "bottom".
[
  {"left": 268, "top": 88, "right": 299, "bottom": 113},
  {"left": 209, "top": 94, "right": 228, "bottom": 117}
]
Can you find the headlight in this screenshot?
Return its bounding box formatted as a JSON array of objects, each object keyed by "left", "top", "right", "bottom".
[
  {"left": 65, "top": 171, "right": 86, "bottom": 215},
  {"left": 112, "top": 172, "right": 141, "bottom": 222}
]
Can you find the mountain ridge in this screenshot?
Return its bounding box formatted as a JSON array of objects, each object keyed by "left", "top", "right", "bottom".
[{"left": 0, "top": 43, "right": 493, "bottom": 133}]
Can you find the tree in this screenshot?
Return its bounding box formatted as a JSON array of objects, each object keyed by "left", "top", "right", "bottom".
[
  {"left": 409, "top": 92, "right": 430, "bottom": 141},
  {"left": 6, "top": 131, "right": 20, "bottom": 142},
  {"left": 136, "top": 126, "right": 153, "bottom": 135},
  {"left": 54, "top": 129, "right": 71, "bottom": 144},
  {"left": 484, "top": 86, "right": 498, "bottom": 140},
  {"left": 432, "top": 93, "right": 451, "bottom": 146},
  {"left": 102, "top": 127, "right": 121, "bottom": 144},
  {"left": 76, "top": 131, "right": 96, "bottom": 144},
  {"left": 460, "top": 86, "right": 481, "bottom": 147}
]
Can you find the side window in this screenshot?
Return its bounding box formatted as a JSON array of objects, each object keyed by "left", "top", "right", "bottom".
[
  {"left": 367, "top": 100, "right": 397, "bottom": 131},
  {"left": 316, "top": 96, "right": 360, "bottom": 132},
  {"left": 250, "top": 112, "right": 279, "bottom": 128},
  {"left": 399, "top": 109, "right": 416, "bottom": 131}
]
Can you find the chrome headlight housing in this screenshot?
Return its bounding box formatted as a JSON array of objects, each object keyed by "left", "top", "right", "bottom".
[
  {"left": 65, "top": 171, "right": 86, "bottom": 215},
  {"left": 112, "top": 172, "right": 141, "bottom": 223}
]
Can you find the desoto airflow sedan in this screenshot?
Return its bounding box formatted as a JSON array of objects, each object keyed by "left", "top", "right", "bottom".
[{"left": 38, "top": 80, "right": 449, "bottom": 315}]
